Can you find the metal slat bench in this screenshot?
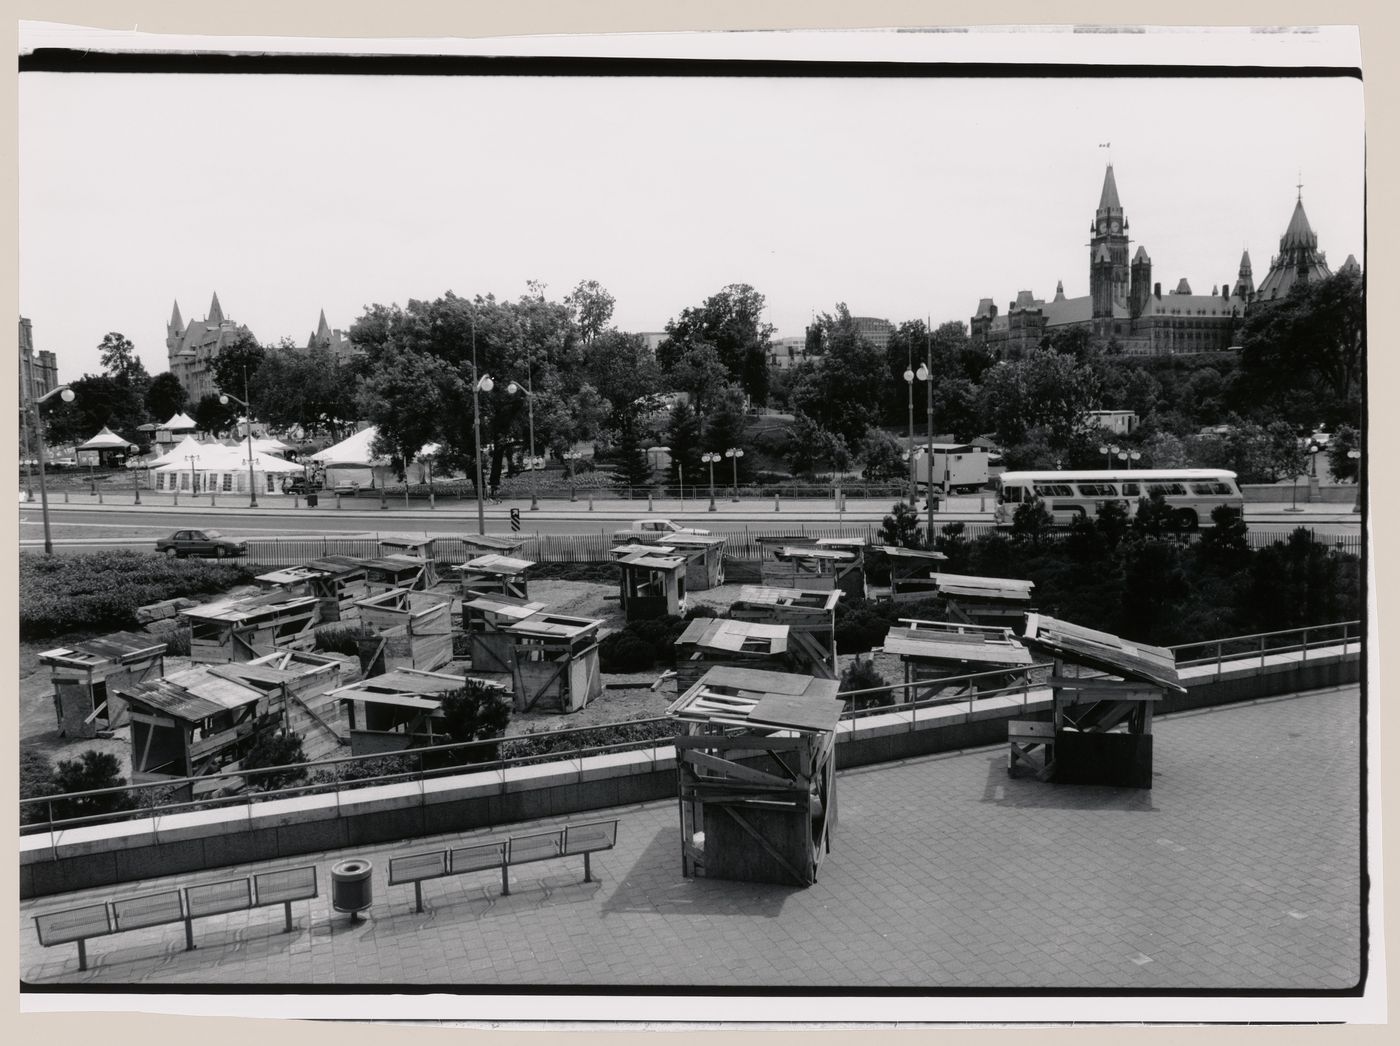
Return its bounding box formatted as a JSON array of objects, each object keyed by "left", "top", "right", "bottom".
[
  {"left": 388, "top": 819, "right": 619, "bottom": 912},
  {"left": 32, "top": 865, "right": 318, "bottom": 971}
]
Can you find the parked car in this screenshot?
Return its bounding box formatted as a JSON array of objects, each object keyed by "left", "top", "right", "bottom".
[
  {"left": 155, "top": 529, "right": 247, "bottom": 559},
  {"left": 623, "top": 517, "right": 711, "bottom": 537}
]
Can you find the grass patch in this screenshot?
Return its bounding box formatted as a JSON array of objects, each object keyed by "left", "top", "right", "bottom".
[{"left": 19, "top": 550, "right": 252, "bottom": 639}]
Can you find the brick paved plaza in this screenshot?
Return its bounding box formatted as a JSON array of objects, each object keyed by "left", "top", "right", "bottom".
[{"left": 20, "top": 685, "right": 1362, "bottom": 991}]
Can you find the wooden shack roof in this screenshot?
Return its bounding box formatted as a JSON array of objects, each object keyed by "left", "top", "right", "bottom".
[
  {"left": 773, "top": 546, "right": 856, "bottom": 563},
  {"left": 461, "top": 593, "right": 548, "bottom": 622},
  {"left": 815, "top": 537, "right": 868, "bottom": 551},
  {"left": 503, "top": 612, "right": 603, "bottom": 641},
  {"left": 459, "top": 553, "right": 535, "bottom": 575},
  {"left": 459, "top": 534, "right": 528, "bottom": 554},
  {"left": 256, "top": 566, "right": 325, "bottom": 587},
  {"left": 929, "top": 572, "right": 1034, "bottom": 601},
  {"left": 378, "top": 535, "right": 437, "bottom": 553},
  {"left": 617, "top": 550, "right": 688, "bottom": 572},
  {"left": 357, "top": 556, "right": 426, "bottom": 576},
  {"left": 875, "top": 545, "right": 950, "bottom": 562},
  {"left": 355, "top": 586, "right": 451, "bottom": 612},
  {"left": 882, "top": 623, "right": 1033, "bottom": 667},
  {"left": 609, "top": 543, "right": 676, "bottom": 558},
  {"left": 182, "top": 592, "right": 320, "bottom": 624},
  {"left": 331, "top": 667, "right": 468, "bottom": 699},
  {"left": 247, "top": 648, "right": 349, "bottom": 674},
  {"left": 676, "top": 618, "right": 790, "bottom": 654},
  {"left": 301, "top": 555, "right": 369, "bottom": 577},
  {"left": 733, "top": 586, "right": 843, "bottom": 612},
  {"left": 665, "top": 533, "right": 726, "bottom": 549},
  {"left": 1020, "top": 613, "right": 1183, "bottom": 693},
  {"left": 119, "top": 667, "right": 264, "bottom": 721},
  {"left": 39, "top": 631, "right": 166, "bottom": 668},
  {"left": 668, "top": 666, "right": 843, "bottom": 733}
]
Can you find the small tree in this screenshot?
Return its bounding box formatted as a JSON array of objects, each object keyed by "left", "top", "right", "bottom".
[
  {"left": 665, "top": 400, "right": 703, "bottom": 492},
  {"left": 878, "top": 500, "right": 925, "bottom": 550},
  {"left": 1095, "top": 499, "right": 1132, "bottom": 550},
  {"left": 1010, "top": 497, "right": 1054, "bottom": 545},
  {"left": 1197, "top": 504, "right": 1251, "bottom": 570},
  {"left": 858, "top": 427, "right": 906, "bottom": 482},
  {"left": 612, "top": 413, "right": 653, "bottom": 491},
  {"left": 1328, "top": 426, "right": 1361, "bottom": 483},
  {"left": 440, "top": 680, "right": 512, "bottom": 764},
  {"left": 840, "top": 658, "right": 892, "bottom": 711},
  {"left": 1132, "top": 491, "right": 1180, "bottom": 539},
  {"left": 49, "top": 750, "right": 135, "bottom": 821},
  {"left": 242, "top": 732, "right": 308, "bottom": 792}
]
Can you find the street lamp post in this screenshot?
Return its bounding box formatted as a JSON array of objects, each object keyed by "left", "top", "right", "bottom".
[
  {"left": 724, "top": 447, "right": 744, "bottom": 502},
  {"left": 1349, "top": 448, "right": 1361, "bottom": 512},
  {"left": 902, "top": 354, "right": 922, "bottom": 506},
  {"left": 506, "top": 375, "right": 539, "bottom": 511},
  {"left": 128, "top": 444, "right": 141, "bottom": 504},
  {"left": 702, "top": 452, "right": 720, "bottom": 512},
  {"left": 923, "top": 322, "right": 936, "bottom": 545},
  {"left": 470, "top": 321, "right": 495, "bottom": 536},
  {"left": 217, "top": 389, "right": 258, "bottom": 509},
  {"left": 26, "top": 383, "right": 75, "bottom": 555},
  {"left": 185, "top": 454, "right": 199, "bottom": 499}
]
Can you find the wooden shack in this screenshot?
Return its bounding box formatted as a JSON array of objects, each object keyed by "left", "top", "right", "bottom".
[
  {"left": 665, "top": 533, "right": 727, "bottom": 590},
  {"left": 502, "top": 612, "right": 603, "bottom": 713},
  {"left": 120, "top": 667, "right": 273, "bottom": 784},
  {"left": 360, "top": 555, "right": 433, "bottom": 595},
  {"left": 814, "top": 537, "right": 868, "bottom": 598},
  {"left": 460, "top": 534, "right": 529, "bottom": 557},
  {"left": 255, "top": 555, "right": 369, "bottom": 622},
  {"left": 923, "top": 572, "right": 1035, "bottom": 625},
  {"left": 880, "top": 619, "right": 1034, "bottom": 702},
  {"left": 235, "top": 649, "right": 355, "bottom": 760},
  {"left": 377, "top": 535, "right": 441, "bottom": 588},
  {"left": 457, "top": 553, "right": 535, "bottom": 600},
  {"left": 669, "top": 666, "right": 843, "bottom": 887},
  {"left": 354, "top": 588, "right": 454, "bottom": 675},
  {"left": 728, "top": 585, "right": 842, "bottom": 672},
  {"left": 39, "top": 631, "right": 168, "bottom": 738},
  {"left": 616, "top": 549, "right": 688, "bottom": 621},
  {"left": 673, "top": 618, "right": 835, "bottom": 692},
  {"left": 875, "top": 546, "right": 950, "bottom": 602},
  {"left": 762, "top": 545, "right": 863, "bottom": 599},
  {"left": 1009, "top": 613, "right": 1185, "bottom": 789},
  {"left": 331, "top": 667, "right": 481, "bottom": 756},
  {"left": 460, "top": 593, "right": 547, "bottom": 688},
  {"left": 182, "top": 592, "right": 321, "bottom": 664}
]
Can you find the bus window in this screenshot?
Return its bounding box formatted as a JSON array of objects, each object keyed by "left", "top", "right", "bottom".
[
  {"left": 1147, "top": 482, "right": 1186, "bottom": 496},
  {"left": 1033, "top": 483, "right": 1074, "bottom": 498},
  {"left": 1077, "top": 483, "right": 1117, "bottom": 497},
  {"left": 1121, "top": 482, "right": 1140, "bottom": 496},
  {"left": 1001, "top": 485, "right": 1024, "bottom": 504},
  {"left": 1191, "top": 481, "right": 1234, "bottom": 496}
]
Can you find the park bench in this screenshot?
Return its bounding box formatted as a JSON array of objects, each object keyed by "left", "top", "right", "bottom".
[
  {"left": 33, "top": 865, "right": 318, "bottom": 972},
  {"left": 388, "top": 819, "right": 619, "bottom": 913}
]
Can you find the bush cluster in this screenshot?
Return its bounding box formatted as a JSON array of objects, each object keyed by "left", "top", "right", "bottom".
[
  {"left": 598, "top": 608, "right": 716, "bottom": 672},
  {"left": 19, "top": 550, "right": 250, "bottom": 639},
  {"left": 500, "top": 715, "right": 675, "bottom": 765},
  {"left": 314, "top": 622, "right": 375, "bottom": 656}
]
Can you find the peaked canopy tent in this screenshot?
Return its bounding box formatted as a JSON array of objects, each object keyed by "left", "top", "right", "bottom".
[
  {"left": 152, "top": 442, "right": 301, "bottom": 496},
  {"left": 76, "top": 426, "right": 137, "bottom": 467}
]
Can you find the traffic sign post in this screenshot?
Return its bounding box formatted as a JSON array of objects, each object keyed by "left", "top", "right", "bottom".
[{"left": 510, "top": 507, "right": 521, "bottom": 532}]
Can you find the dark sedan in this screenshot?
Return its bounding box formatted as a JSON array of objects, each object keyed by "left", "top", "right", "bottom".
[{"left": 155, "top": 529, "right": 247, "bottom": 559}]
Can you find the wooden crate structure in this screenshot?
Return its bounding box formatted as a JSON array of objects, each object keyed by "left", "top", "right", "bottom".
[
  {"left": 256, "top": 555, "right": 370, "bottom": 622},
  {"left": 875, "top": 546, "right": 950, "bottom": 602},
  {"left": 616, "top": 550, "right": 688, "bottom": 621},
  {"left": 461, "top": 593, "right": 548, "bottom": 689},
  {"left": 501, "top": 612, "right": 604, "bottom": 713},
  {"left": 39, "top": 632, "right": 168, "bottom": 738},
  {"left": 728, "top": 585, "right": 843, "bottom": 673},
  {"left": 377, "top": 536, "right": 441, "bottom": 588},
  {"left": 331, "top": 667, "right": 486, "bottom": 756},
  {"left": 762, "top": 546, "right": 863, "bottom": 599},
  {"left": 457, "top": 553, "right": 535, "bottom": 600},
  {"left": 923, "top": 572, "right": 1035, "bottom": 625},
  {"left": 814, "top": 537, "right": 868, "bottom": 598},
  {"left": 668, "top": 666, "right": 844, "bottom": 887},
  {"left": 182, "top": 592, "right": 321, "bottom": 665},
  {"left": 665, "top": 533, "right": 728, "bottom": 590},
  {"left": 119, "top": 667, "right": 273, "bottom": 783},
  {"left": 354, "top": 588, "right": 454, "bottom": 675},
  {"left": 673, "top": 618, "right": 835, "bottom": 693},
  {"left": 234, "top": 649, "right": 355, "bottom": 760},
  {"left": 360, "top": 555, "right": 433, "bottom": 595},
  {"left": 460, "top": 534, "right": 529, "bottom": 557},
  {"left": 1010, "top": 613, "right": 1185, "bottom": 789},
  {"left": 880, "top": 619, "right": 1034, "bottom": 703}
]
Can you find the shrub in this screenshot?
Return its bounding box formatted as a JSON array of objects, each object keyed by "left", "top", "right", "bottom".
[
  {"left": 599, "top": 632, "right": 657, "bottom": 672},
  {"left": 163, "top": 626, "right": 192, "bottom": 657},
  {"left": 437, "top": 680, "right": 512, "bottom": 765},
  {"left": 242, "top": 732, "right": 308, "bottom": 792},
  {"left": 49, "top": 750, "right": 135, "bottom": 821},
  {"left": 840, "top": 658, "right": 893, "bottom": 710},
  {"left": 20, "top": 750, "right": 56, "bottom": 825},
  {"left": 500, "top": 714, "right": 674, "bottom": 765},
  {"left": 19, "top": 550, "right": 251, "bottom": 639},
  {"left": 315, "top": 622, "right": 374, "bottom": 656}
]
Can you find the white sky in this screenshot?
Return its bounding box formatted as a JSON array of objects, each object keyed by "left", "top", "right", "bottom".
[{"left": 20, "top": 69, "right": 1363, "bottom": 379}]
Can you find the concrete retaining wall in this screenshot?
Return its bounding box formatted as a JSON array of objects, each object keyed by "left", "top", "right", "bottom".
[{"left": 20, "top": 646, "right": 1361, "bottom": 899}]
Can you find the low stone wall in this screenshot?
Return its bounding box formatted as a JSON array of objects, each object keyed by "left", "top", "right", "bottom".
[{"left": 19, "top": 645, "right": 1360, "bottom": 899}]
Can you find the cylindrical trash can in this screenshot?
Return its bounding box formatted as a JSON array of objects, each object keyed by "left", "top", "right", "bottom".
[
  {"left": 330, "top": 858, "right": 373, "bottom": 920},
  {"left": 306, "top": 493, "right": 318, "bottom": 508}
]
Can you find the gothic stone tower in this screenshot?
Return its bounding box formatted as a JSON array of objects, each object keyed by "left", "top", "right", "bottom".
[{"left": 1089, "top": 165, "right": 1130, "bottom": 339}]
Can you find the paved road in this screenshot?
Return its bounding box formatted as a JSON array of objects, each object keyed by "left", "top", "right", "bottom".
[{"left": 19, "top": 684, "right": 1363, "bottom": 1006}]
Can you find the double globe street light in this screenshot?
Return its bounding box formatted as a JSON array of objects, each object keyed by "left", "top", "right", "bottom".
[
  {"left": 1098, "top": 443, "right": 1141, "bottom": 469},
  {"left": 903, "top": 360, "right": 930, "bottom": 506},
  {"left": 724, "top": 447, "right": 744, "bottom": 502},
  {"left": 217, "top": 391, "right": 259, "bottom": 508},
  {"left": 701, "top": 452, "right": 721, "bottom": 512},
  {"left": 505, "top": 378, "right": 542, "bottom": 511},
  {"left": 25, "top": 383, "right": 76, "bottom": 555}
]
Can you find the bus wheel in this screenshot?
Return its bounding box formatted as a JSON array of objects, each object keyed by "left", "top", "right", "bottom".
[{"left": 1176, "top": 509, "right": 1199, "bottom": 531}]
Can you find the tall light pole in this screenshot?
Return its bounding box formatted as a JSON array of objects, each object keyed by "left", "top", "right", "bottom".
[
  {"left": 185, "top": 454, "right": 199, "bottom": 499},
  {"left": 470, "top": 321, "right": 495, "bottom": 536},
  {"left": 902, "top": 349, "right": 917, "bottom": 506},
  {"left": 724, "top": 447, "right": 744, "bottom": 502},
  {"left": 924, "top": 321, "right": 937, "bottom": 545},
  {"left": 1349, "top": 448, "right": 1361, "bottom": 513},
  {"left": 218, "top": 388, "right": 258, "bottom": 508},
  {"left": 506, "top": 375, "right": 539, "bottom": 511},
  {"left": 26, "top": 383, "right": 75, "bottom": 555},
  {"left": 702, "top": 452, "right": 720, "bottom": 512}
]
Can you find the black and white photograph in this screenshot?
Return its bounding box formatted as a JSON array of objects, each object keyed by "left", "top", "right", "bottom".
[{"left": 14, "top": 15, "right": 1379, "bottom": 1028}]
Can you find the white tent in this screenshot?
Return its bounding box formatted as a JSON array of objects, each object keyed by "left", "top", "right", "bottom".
[
  {"left": 152, "top": 441, "right": 301, "bottom": 496},
  {"left": 161, "top": 413, "right": 198, "bottom": 431},
  {"left": 147, "top": 434, "right": 210, "bottom": 468},
  {"left": 311, "top": 426, "right": 444, "bottom": 487}
]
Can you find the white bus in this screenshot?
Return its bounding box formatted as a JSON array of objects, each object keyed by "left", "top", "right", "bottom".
[{"left": 993, "top": 468, "right": 1244, "bottom": 530}]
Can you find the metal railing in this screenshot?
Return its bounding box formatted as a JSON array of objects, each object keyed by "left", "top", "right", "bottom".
[{"left": 19, "top": 619, "right": 1363, "bottom": 836}]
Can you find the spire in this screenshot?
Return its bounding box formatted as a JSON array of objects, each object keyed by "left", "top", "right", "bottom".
[
  {"left": 1339, "top": 254, "right": 1361, "bottom": 275},
  {"left": 316, "top": 309, "right": 332, "bottom": 341},
  {"left": 1098, "top": 164, "right": 1121, "bottom": 211},
  {"left": 208, "top": 292, "right": 224, "bottom": 325},
  {"left": 169, "top": 300, "right": 184, "bottom": 331},
  {"left": 1053, "top": 280, "right": 1065, "bottom": 301},
  {"left": 1280, "top": 198, "right": 1317, "bottom": 250},
  {"left": 1238, "top": 249, "right": 1253, "bottom": 275},
  {"left": 1133, "top": 245, "right": 1151, "bottom": 263}
]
